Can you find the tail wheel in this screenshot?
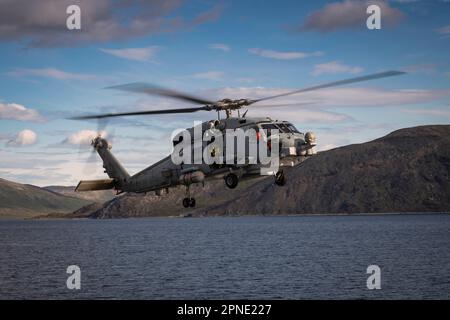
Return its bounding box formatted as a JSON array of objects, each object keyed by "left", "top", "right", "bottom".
[
  {"left": 275, "top": 170, "right": 286, "bottom": 186},
  {"left": 224, "top": 173, "right": 239, "bottom": 189},
  {"left": 183, "top": 197, "right": 196, "bottom": 208}
]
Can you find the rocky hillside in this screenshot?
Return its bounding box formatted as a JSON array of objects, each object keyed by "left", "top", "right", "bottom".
[
  {"left": 76, "top": 125, "right": 450, "bottom": 218},
  {"left": 74, "top": 178, "right": 264, "bottom": 218},
  {"left": 0, "top": 179, "right": 92, "bottom": 218}
]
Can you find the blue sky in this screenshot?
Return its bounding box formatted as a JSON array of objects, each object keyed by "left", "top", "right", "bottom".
[{"left": 0, "top": 0, "right": 449, "bottom": 186}]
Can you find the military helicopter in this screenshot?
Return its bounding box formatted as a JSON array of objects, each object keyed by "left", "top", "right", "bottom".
[{"left": 71, "top": 71, "right": 404, "bottom": 208}]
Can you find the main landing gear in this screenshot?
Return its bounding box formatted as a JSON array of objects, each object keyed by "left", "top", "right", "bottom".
[
  {"left": 224, "top": 173, "right": 239, "bottom": 189},
  {"left": 182, "top": 184, "right": 196, "bottom": 208}
]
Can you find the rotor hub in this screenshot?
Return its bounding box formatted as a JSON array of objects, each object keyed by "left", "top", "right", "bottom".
[{"left": 215, "top": 98, "right": 253, "bottom": 111}]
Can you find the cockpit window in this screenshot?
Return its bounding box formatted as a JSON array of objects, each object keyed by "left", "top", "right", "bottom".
[
  {"left": 286, "top": 123, "right": 300, "bottom": 133},
  {"left": 260, "top": 123, "right": 280, "bottom": 137},
  {"left": 276, "top": 123, "right": 292, "bottom": 133},
  {"left": 261, "top": 123, "right": 279, "bottom": 130}
]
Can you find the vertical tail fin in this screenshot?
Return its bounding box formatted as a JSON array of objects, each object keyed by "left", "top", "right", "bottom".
[{"left": 92, "top": 136, "right": 130, "bottom": 185}]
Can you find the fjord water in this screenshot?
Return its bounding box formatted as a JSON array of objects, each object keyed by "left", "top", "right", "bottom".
[{"left": 1, "top": 214, "right": 449, "bottom": 299}]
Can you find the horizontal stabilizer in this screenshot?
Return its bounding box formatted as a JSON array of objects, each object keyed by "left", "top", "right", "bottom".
[{"left": 75, "top": 179, "right": 115, "bottom": 192}]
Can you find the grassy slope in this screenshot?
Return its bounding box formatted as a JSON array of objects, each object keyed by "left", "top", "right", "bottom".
[{"left": 0, "top": 178, "right": 92, "bottom": 218}]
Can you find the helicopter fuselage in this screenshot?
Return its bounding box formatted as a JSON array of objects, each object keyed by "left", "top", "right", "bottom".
[
  {"left": 76, "top": 116, "right": 316, "bottom": 205},
  {"left": 113, "top": 117, "right": 311, "bottom": 191}
]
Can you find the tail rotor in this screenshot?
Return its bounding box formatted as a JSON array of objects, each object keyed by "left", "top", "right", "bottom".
[{"left": 79, "top": 119, "right": 114, "bottom": 175}]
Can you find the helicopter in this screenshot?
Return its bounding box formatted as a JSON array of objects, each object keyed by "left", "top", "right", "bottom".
[{"left": 71, "top": 70, "right": 404, "bottom": 208}]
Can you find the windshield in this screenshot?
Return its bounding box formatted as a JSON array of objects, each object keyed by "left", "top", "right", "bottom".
[
  {"left": 286, "top": 123, "right": 300, "bottom": 133},
  {"left": 260, "top": 123, "right": 280, "bottom": 137},
  {"left": 276, "top": 123, "right": 292, "bottom": 133}
]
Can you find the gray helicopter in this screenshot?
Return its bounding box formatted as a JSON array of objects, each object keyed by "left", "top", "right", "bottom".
[{"left": 72, "top": 71, "right": 404, "bottom": 208}]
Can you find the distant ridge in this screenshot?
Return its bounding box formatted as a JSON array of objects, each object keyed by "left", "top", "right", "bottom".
[
  {"left": 76, "top": 125, "right": 450, "bottom": 218},
  {"left": 0, "top": 178, "right": 94, "bottom": 218},
  {"left": 43, "top": 185, "right": 114, "bottom": 204}
]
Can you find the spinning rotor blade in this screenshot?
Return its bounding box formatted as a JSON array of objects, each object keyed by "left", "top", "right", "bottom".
[
  {"left": 69, "top": 106, "right": 213, "bottom": 120},
  {"left": 79, "top": 119, "right": 113, "bottom": 174},
  {"left": 107, "top": 83, "right": 216, "bottom": 105},
  {"left": 70, "top": 70, "right": 405, "bottom": 121},
  {"left": 249, "top": 102, "right": 316, "bottom": 108},
  {"left": 82, "top": 150, "right": 98, "bottom": 174},
  {"left": 252, "top": 71, "right": 405, "bottom": 104}
]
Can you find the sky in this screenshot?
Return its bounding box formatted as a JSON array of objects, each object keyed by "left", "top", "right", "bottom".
[{"left": 0, "top": 0, "right": 449, "bottom": 186}]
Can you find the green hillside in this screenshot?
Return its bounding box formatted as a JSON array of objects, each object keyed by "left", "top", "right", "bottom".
[{"left": 0, "top": 178, "right": 92, "bottom": 218}]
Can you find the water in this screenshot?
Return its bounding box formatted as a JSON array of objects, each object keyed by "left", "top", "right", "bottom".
[{"left": 1, "top": 214, "right": 449, "bottom": 299}]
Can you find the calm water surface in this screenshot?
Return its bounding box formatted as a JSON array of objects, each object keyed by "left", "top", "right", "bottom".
[{"left": 1, "top": 214, "right": 449, "bottom": 299}]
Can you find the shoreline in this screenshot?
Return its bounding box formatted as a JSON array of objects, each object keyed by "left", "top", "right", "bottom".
[{"left": 1, "top": 210, "right": 449, "bottom": 221}]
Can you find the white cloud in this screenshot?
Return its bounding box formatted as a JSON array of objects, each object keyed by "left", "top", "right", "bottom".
[
  {"left": 0, "top": 151, "right": 103, "bottom": 186},
  {"left": 402, "top": 64, "right": 437, "bottom": 75},
  {"left": 100, "top": 46, "right": 160, "bottom": 62},
  {"left": 401, "top": 108, "right": 450, "bottom": 118},
  {"left": 236, "top": 77, "right": 257, "bottom": 84},
  {"left": 261, "top": 108, "right": 352, "bottom": 123},
  {"left": 191, "top": 71, "right": 225, "bottom": 81},
  {"left": 393, "top": 0, "right": 420, "bottom": 3},
  {"left": 63, "top": 130, "right": 107, "bottom": 146},
  {"left": 311, "top": 61, "right": 363, "bottom": 76},
  {"left": 308, "top": 87, "right": 450, "bottom": 107},
  {"left": 318, "top": 144, "right": 338, "bottom": 151},
  {"left": 435, "top": 25, "right": 450, "bottom": 35},
  {"left": 248, "top": 48, "right": 323, "bottom": 60},
  {"left": 7, "top": 129, "right": 37, "bottom": 146},
  {"left": 0, "top": 102, "right": 45, "bottom": 122},
  {"left": 8, "top": 68, "right": 97, "bottom": 80},
  {"left": 209, "top": 43, "right": 231, "bottom": 52}
]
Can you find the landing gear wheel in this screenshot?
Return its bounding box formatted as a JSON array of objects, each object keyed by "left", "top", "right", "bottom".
[
  {"left": 224, "top": 173, "right": 239, "bottom": 189},
  {"left": 182, "top": 197, "right": 196, "bottom": 208},
  {"left": 275, "top": 170, "right": 286, "bottom": 186}
]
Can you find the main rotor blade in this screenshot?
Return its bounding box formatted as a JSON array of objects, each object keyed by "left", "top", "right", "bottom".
[
  {"left": 69, "top": 106, "right": 212, "bottom": 120},
  {"left": 250, "top": 102, "right": 316, "bottom": 108},
  {"left": 107, "top": 83, "right": 216, "bottom": 105},
  {"left": 253, "top": 71, "right": 405, "bottom": 103}
]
